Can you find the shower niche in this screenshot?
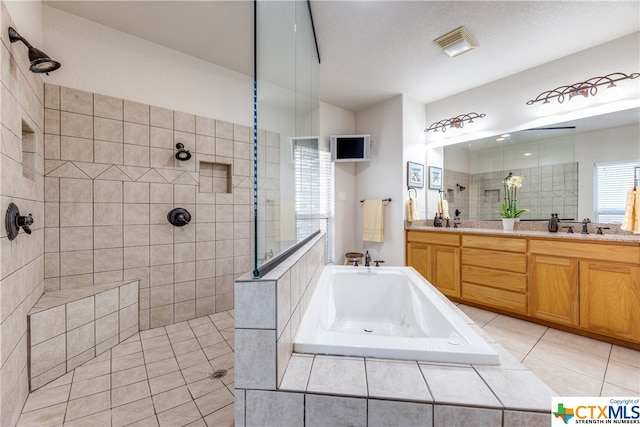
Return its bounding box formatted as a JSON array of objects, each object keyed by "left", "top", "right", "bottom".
[
  {"left": 22, "top": 121, "right": 35, "bottom": 180},
  {"left": 199, "top": 161, "right": 231, "bottom": 193}
]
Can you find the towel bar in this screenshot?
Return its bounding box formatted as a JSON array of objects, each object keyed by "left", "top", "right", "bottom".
[{"left": 360, "top": 198, "right": 392, "bottom": 205}]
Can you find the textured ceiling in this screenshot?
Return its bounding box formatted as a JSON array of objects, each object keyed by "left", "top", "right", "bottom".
[{"left": 45, "top": 1, "right": 640, "bottom": 113}]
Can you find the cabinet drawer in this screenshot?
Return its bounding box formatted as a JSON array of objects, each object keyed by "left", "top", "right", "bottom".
[
  {"left": 462, "top": 283, "right": 527, "bottom": 314},
  {"left": 407, "top": 231, "right": 460, "bottom": 246},
  {"left": 462, "top": 235, "right": 526, "bottom": 253},
  {"left": 530, "top": 239, "right": 640, "bottom": 264},
  {"left": 462, "top": 248, "right": 527, "bottom": 273},
  {"left": 462, "top": 265, "right": 527, "bottom": 293}
]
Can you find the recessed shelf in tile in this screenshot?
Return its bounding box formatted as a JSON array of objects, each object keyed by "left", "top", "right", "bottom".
[{"left": 199, "top": 162, "right": 231, "bottom": 194}]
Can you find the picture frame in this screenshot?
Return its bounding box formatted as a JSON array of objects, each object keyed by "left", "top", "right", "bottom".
[
  {"left": 407, "top": 161, "right": 424, "bottom": 188},
  {"left": 428, "top": 166, "right": 443, "bottom": 190}
]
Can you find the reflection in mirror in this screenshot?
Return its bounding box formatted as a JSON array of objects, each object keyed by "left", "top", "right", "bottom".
[{"left": 444, "top": 108, "right": 640, "bottom": 222}]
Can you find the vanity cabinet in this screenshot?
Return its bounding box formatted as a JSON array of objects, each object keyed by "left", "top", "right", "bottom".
[
  {"left": 529, "top": 239, "right": 640, "bottom": 342},
  {"left": 461, "top": 235, "right": 528, "bottom": 314},
  {"left": 406, "top": 229, "right": 640, "bottom": 347},
  {"left": 406, "top": 231, "right": 460, "bottom": 298}
]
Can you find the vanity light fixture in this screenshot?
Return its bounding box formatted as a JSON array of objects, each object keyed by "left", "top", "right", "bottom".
[
  {"left": 434, "top": 26, "right": 478, "bottom": 58},
  {"left": 526, "top": 72, "right": 639, "bottom": 107},
  {"left": 424, "top": 112, "right": 486, "bottom": 133},
  {"left": 8, "top": 27, "right": 61, "bottom": 74}
]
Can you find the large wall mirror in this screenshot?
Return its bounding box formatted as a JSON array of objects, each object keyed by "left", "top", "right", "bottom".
[{"left": 443, "top": 107, "right": 640, "bottom": 222}]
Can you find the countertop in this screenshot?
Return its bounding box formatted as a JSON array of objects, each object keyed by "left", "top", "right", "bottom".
[{"left": 406, "top": 221, "right": 640, "bottom": 244}]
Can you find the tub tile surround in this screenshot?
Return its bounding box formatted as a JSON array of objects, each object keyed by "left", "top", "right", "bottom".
[
  {"left": 43, "top": 84, "right": 256, "bottom": 329},
  {"left": 28, "top": 280, "right": 139, "bottom": 390},
  {"left": 234, "top": 234, "right": 555, "bottom": 426}
]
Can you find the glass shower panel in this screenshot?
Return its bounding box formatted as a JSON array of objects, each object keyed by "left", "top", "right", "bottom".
[{"left": 254, "top": 0, "right": 320, "bottom": 276}]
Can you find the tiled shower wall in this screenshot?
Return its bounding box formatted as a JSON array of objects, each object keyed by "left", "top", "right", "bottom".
[
  {"left": 43, "top": 84, "right": 253, "bottom": 329},
  {"left": 443, "top": 169, "right": 470, "bottom": 220},
  {"left": 468, "top": 162, "right": 578, "bottom": 220},
  {"left": 0, "top": 2, "right": 46, "bottom": 424}
]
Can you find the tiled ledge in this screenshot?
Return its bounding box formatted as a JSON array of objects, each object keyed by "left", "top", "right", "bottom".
[
  {"left": 264, "top": 310, "right": 556, "bottom": 426},
  {"left": 28, "top": 280, "right": 139, "bottom": 390},
  {"left": 273, "top": 348, "right": 553, "bottom": 425}
]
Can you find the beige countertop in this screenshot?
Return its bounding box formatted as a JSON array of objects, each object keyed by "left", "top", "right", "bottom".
[{"left": 406, "top": 222, "right": 640, "bottom": 244}]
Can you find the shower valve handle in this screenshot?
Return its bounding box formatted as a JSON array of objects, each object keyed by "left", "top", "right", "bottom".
[{"left": 18, "top": 213, "right": 33, "bottom": 234}]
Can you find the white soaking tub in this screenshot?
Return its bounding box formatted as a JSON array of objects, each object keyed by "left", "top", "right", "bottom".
[{"left": 294, "top": 265, "right": 499, "bottom": 364}]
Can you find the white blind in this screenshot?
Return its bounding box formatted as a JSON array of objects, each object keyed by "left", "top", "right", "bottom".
[
  {"left": 294, "top": 140, "right": 335, "bottom": 262},
  {"left": 594, "top": 160, "right": 639, "bottom": 223}
]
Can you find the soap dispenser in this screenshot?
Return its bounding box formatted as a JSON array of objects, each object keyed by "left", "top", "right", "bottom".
[{"left": 548, "top": 213, "right": 558, "bottom": 232}]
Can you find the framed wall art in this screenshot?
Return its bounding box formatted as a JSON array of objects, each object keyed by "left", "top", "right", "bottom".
[
  {"left": 407, "top": 161, "right": 424, "bottom": 188},
  {"left": 428, "top": 166, "right": 443, "bottom": 190}
]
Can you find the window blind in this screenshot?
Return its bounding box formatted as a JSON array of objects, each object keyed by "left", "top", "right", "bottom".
[
  {"left": 294, "top": 139, "right": 335, "bottom": 262},
  {"left": 594, "top": 160, "right": 638, "bottom": 223}
]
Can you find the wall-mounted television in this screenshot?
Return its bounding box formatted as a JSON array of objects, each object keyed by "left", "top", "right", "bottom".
[{"left": 330, "top": 134, "right": 371, "bottom": 162}]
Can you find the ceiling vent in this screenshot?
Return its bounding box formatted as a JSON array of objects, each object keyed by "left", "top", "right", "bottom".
[{"left": 434, "top": 26, "right": 478, "bottom": 58}]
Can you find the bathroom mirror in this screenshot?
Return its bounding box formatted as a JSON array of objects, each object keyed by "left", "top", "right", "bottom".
[{"left": 443, "top": 107, "right": 640, "bottom": 221}]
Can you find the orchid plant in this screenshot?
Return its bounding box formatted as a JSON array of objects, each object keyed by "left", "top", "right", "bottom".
[{"left": 499, "top": 172, "right": 528, "bottom": 218}]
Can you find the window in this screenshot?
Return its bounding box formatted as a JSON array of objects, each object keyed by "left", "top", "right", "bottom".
[
  {"left": 294, "top": 138, "right": 335, "bottom": 263},
  {"left": 594, "top": 160, "right": 639, "bottom": 223}
]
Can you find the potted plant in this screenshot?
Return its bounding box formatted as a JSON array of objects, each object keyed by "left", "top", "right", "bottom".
[{"left": 499, "top": 172, "right": 528, "bottom": 230}]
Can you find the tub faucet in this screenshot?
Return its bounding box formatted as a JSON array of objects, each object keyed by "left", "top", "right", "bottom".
[{"left": 364, "top": 250, "right": 371, "bottom": 267}]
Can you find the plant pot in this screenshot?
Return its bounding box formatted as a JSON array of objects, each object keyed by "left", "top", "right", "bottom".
[{"left": 502, "top": 218, "right": 518, "bottom": 231}]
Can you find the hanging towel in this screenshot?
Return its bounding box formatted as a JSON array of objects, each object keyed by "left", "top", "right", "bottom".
[
  {"left": 363, "top": 199, "right": 384, "bottom": 242},
  {"left": 621, "top": 188, "right": 640, "bottom": 233},
  {"left": 408, "top": 197, "right": 420, "bottom": 222},
  {"left": 439, "top": 199, "right": 450, "bottom": 219}
]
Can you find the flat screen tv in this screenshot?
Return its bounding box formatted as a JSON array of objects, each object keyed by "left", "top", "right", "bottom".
[{"left": 330, "top": 135, "right": 370, "bottom": 162}]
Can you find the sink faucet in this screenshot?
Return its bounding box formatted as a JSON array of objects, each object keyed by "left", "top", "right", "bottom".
[
  {"left": 581, "top": 218, "right": 591, "bottom": 234},
  {"left": 364, "top": 250, "right": 371, "bottom": 267}
]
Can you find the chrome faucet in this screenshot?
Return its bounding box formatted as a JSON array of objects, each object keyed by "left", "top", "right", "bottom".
[{"left": 364, "top": 250, "right": 371, "bottom": 267}]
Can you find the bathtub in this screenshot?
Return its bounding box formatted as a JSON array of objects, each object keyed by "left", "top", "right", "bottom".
[{"left": 294, "top": 265, "right": 500, "bottom": 365}]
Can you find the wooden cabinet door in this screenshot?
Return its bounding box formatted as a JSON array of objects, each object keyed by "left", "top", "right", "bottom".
[
  {"left": 580, "top": 261, "right": 640, "bottom": 342},
  {"left": 431, "top": 245, "right": 460, "bottom": 298},
  {"left": 407, "top": 243, "right": 460, "bottom": 298},
  {"left": 529, "top": 255, "right": 579, "bottom": 326},
  {"left": 407, "top": 243, "right": 431, "bottom": 282}
]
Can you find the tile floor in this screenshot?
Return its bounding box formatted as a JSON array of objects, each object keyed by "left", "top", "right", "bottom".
[
  {"left": 17, "top": 305, "right": 640, "bottom": 427},
  {"left": 17, "top": 311, "right": 236, "bottom": 427},
  {"left": 457, "top": 304, "right": 640, "bottom": 397}
]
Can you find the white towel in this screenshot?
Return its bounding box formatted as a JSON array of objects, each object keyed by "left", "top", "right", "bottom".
[
  {"left": 408, "top": 197, "right": 420, "bottom": 222},
  {"left": 621, "top": 188, "right": 640, "bottom": 234},
  {"left": 363, "top": 199, "right": 384, "bottom": 242},
  {"left": 439, "top": 199, "right": 450, "bottom": 219}
]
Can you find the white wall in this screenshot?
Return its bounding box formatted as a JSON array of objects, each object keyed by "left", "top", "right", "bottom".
[
  {"left": 402, "top": 96, "right": 428, "bottom": 222},
  {"left": 576, "top": 123, "right": 640, "bottom": 219},
  {"left": 425, "top": 33, "right": 640, "bottom": 149},
  {"left": 319, "top": 102, "right": 355, "bottom": 264},
  {"left": 41, "top": 5, "right": 253, "bottom": 126},
  {"left": 5, "top": 1, "right": 41, "bottom": 44},
  {"left": 354, "top": 95, "right": 404, "bottom": 266}
]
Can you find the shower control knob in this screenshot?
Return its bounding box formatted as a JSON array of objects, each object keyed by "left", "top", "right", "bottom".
[
  {"left": 18, "top": 213, "right": 33, "bottom": 234},
  {"left": 167, "top": 208, "right": 191, "bottom": 227},
  {"left": 5, "top": 203, "right": 33, "bottom": 240}
]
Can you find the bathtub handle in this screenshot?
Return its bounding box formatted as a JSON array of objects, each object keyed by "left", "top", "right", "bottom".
[
  {"left": 374, "top": 260, "right": 385, "bottom": 267},
  {"left": 353, "top": 259, "right": 360, "bottom": 267}
]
